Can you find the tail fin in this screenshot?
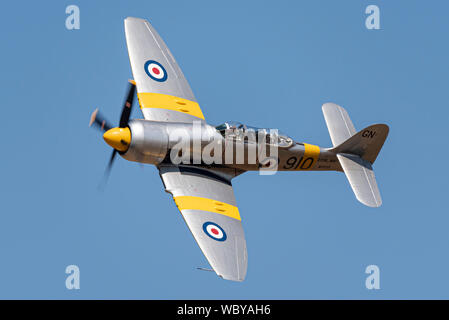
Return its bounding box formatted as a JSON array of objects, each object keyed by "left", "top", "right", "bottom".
[{"left": 322, "top": 103, "right": 389, "bottom": 207}]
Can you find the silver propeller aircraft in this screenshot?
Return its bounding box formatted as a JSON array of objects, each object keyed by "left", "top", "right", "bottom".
[{"left": 90, "top": 17, "right": 389, "bottom": 281}]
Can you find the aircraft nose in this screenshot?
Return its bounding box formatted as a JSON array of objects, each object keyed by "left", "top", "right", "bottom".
[{"left": 103, "top": 127, "right": 131, "bottom": 152}]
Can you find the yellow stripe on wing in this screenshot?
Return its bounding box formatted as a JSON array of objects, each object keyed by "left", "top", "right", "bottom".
[
  {"left": 137, "top": 92, "right": 205, "bottom": 120},
  {"left": 173, "top": 196, "right": 241, "bottom": 221}
]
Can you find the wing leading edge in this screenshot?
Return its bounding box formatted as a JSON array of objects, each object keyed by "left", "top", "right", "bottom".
[
  {"left": 124, "top": 17, "right": 205, "bottom": 123},
  {"left": 159, "top": 165, "right": 247, "bottom": 281}
]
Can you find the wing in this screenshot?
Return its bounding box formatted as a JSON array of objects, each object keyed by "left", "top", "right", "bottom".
[
  {"left": 159, "top": 165, "right": 247, "bottom": 281},
  {"left": 124, "top": 17, "right": 205, "bottom": 122}
]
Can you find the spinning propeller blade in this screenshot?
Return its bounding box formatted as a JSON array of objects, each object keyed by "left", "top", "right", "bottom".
[
  {"left": 89, "top": 80, "right": 136, "bottom": 184},
  {"left": 119, "top": 80, "right": 136, "bottom": 128},
  {"left": 89, "top": 109, "right": 112, "bottom": 132}
]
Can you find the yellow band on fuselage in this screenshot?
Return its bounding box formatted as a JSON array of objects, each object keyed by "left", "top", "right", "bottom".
[
  {"left": 173, "top": 196, "right": 241, "bottom": 221},
  {"left": 137, "top": 92, "right": 205, "bottom": 120},
  {"left": 296, "top": 143, "right": 320, "bottom": 170}
]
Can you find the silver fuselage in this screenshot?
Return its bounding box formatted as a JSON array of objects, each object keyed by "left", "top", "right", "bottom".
[{"left": 121, "top": 119, "right": 342, "bottom": 172}]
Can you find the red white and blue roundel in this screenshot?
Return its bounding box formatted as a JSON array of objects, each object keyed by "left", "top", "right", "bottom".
[
  {"left": 144, "top": 60, "right": 167, "bottom": 82},
  {"left": 203, "top": 222, "right": 227, "bottom": 241}
]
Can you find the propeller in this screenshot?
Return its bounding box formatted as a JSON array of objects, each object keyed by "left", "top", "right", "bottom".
[
  {"left": 89, "top": 109, "right": 112, "bottom": 132},
  {"left": 90, "top": 80, "right": 136, "bottom": 183},
  {"left": 119, "top": 80, "right": 136, "bottom": 128}
]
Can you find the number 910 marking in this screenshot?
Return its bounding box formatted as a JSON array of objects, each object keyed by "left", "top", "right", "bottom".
[{"left": 283, "top": 156, "right": 315, "bottom": 170}]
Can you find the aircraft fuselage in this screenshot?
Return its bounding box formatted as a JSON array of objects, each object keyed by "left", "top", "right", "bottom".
[{"left": 119, "top": 119, "right": 342, "bottom": 173}]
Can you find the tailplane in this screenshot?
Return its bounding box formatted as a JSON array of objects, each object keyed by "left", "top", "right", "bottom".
[{"left": 322, "top": 103, "right": 389, "bottom": 207}]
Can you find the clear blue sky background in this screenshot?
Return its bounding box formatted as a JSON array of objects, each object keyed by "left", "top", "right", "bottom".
[{"left": 0, "top": 0, "right": 448, "bottom": 299}]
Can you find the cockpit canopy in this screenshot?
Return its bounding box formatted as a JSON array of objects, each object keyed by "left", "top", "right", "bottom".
[{"left": 215, "top": 121, "right": 293, "bottom": 147}]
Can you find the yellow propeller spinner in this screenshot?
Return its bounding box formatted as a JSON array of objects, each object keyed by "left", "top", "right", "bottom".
[{"left": 103, "top": 127, "right": 131, "bottom": 152}]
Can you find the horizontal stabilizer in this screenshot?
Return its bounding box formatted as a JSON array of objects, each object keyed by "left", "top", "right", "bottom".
[
  {"left": 337, "top": 153, "right": 382, "bottom": 207},
  {"left": 322, "top": 103, "right": 356, "bottom": 146}
]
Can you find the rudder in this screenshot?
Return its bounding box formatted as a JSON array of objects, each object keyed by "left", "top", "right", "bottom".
[{"left": 331, "top": 124, "right": 389, "bottom": 164}]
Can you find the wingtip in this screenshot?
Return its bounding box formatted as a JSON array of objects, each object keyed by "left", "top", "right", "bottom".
[
  {"left": 124, "top": 17, "right": 148, "bottom": 24},
  {"left": 219, "top": 274, "right": 246, "bottom": 282}
]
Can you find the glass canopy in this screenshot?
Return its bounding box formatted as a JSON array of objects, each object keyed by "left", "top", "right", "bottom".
[{"left": 215, "top": 121, "right": 293, "bottom": 147}]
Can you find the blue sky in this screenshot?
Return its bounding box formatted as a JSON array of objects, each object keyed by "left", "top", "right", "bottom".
[{"left": 0, "top": 0, "right": 448, "bottom": 299}]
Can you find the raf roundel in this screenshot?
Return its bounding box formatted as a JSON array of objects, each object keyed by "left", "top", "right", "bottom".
[
  {"left": 203, "top": 222, "right": 227, "bottom": 242},
  {"left": 144, "top": 60, "right": 167, "bottom": 82}
]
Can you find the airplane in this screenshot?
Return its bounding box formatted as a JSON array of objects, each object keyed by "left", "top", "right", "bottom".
[{"left": 89, "top": 17, "right": 389, "bottom": 282}]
